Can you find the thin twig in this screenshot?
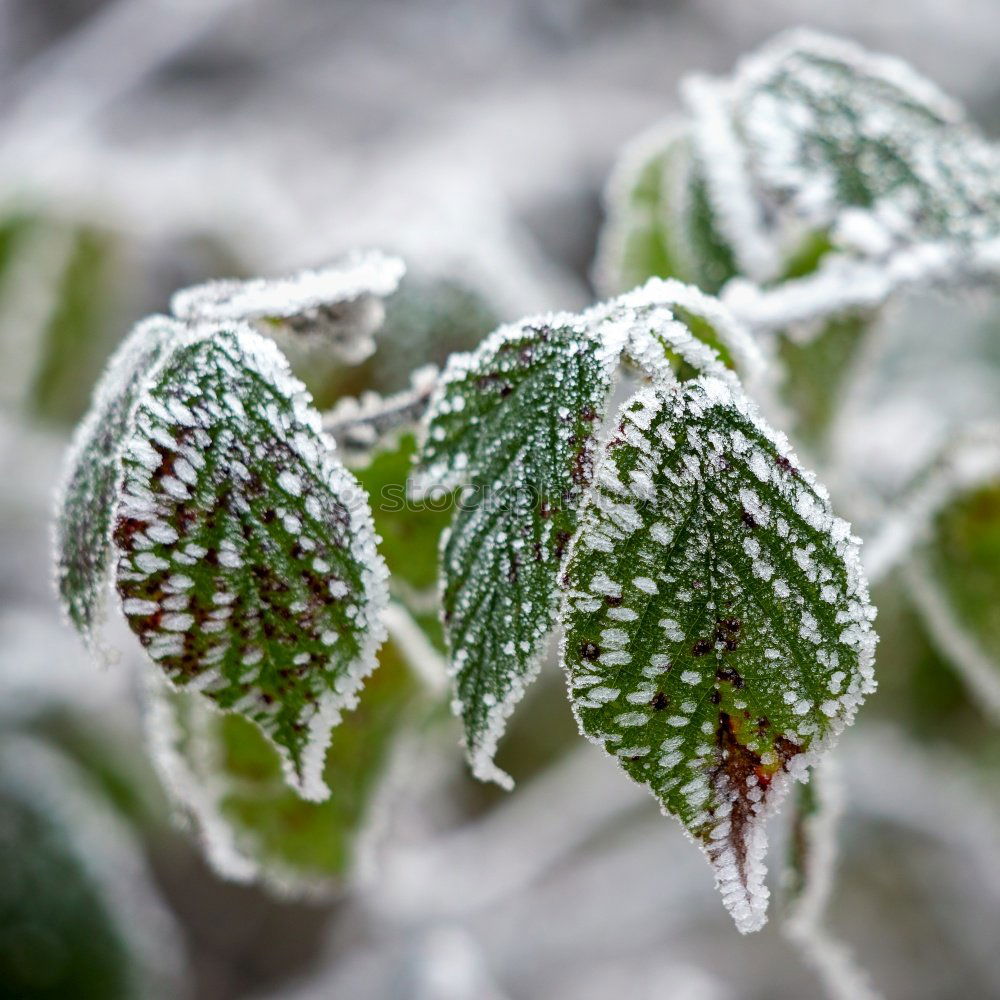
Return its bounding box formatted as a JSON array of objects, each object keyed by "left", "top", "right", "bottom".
[{"left": 323, "top": 365, "right": 439, "bottom": 462}]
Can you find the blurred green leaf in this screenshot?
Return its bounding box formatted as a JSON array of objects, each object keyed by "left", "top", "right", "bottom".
[
  {"left": 598, "top": 127, "right": 736, "bottom": 296},
  {"left": 30, "top": 227, "right": 120, "bottom": 425},
  {"left": 0, "top": 788, "right": 131, "bottom": 999},
  {"left": 151, "top": 632, "right": 425, "bottom": 893},
  {"left": 776, "top": 313, "right": 871, "bottom": 455},
  {"left": 354, "top": 432, "right": 452, "bottom": 597}
]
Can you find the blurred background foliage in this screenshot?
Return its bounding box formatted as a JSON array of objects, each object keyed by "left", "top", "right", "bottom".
[{"left": 3, "top": 1, "right": 1000, "bottom": 998}]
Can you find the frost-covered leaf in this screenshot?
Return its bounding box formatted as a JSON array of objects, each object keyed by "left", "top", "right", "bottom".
[
  {"left": 0, "top": 737, "right": 184, "bottom": 1000},
  {"left": 860, "top": 428, "right": 1000, "bottom": 719},
  {"left": 114, "top": 322, "right": 388, "bottom": 800},
  {"left": 145, "top": 628, "right": 424, "bottom": 893},
  {"left": 414, "top": 313, "right": 620, "bottom": 788},
  {"left": 54, "top": 316, "right": 184, "bottom": 648},
  {"left": 723, "top": 30, "right": 998, "bottom": 259},
  {"left": 596, "top": 122, "right": 737, "bottom": 297},
  {"left": 783, "top": 760, "right": 843, "bottom": 930},
  {"left": 603, "top": 30, "right": 1000, "bottom": 333},
  {"left": 906, "top": 452, "right": 1000, "bottom": 721},
  {"left": 415, "top": 283, "right": 761, "bottom": 788},
  {"left": 170, "top": 250, "right": 405, "bottom": 364},
  {"left": 694, "top": 30, "right": 1000, "bottom": 326},
  {"left": 782, "top": 762, "right": 883, "bottom": 1000},
  {"left": 560, "top": 377, "right": 876, "bottom": 932}
]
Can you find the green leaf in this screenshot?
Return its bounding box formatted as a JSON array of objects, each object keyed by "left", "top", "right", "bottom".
[
  {"left": 414, "top": 314, "right": 620, "bottom": 788},
  {"left": 560, "top": 376, "right": 876, "bottom": 932},
  {"left": 682, "top": 29, "right": 1000, "bottom": 323},
  {"left": 597, "top": 124, "right": 737, "bottom": 297},
  {"left": 30, "top": 226, "right": 121, "bottom": 425},
  {"left": 0, "top": 738, "right": 182, "bottom": 1000},
  {"left": 775, "top": 313, "right": 871, "bottom": 457},
  {"left": 354, "top": 430, "right": 454, "bottom": 602},
  {"left": 780, "top": 760, "right": 878, "bottom": 998},
  {"left": 0, "top": 777, "right": 132, "bottom": 999},
  {"left": 782, "top": 761, "right": 841, "bottom": 921},
  {"left": 727, "top": 30, "right": 997, "bottom": 252},
  {"left": 909, "top": 476, "right": 1000, "bottom": 719},
  {"left": 415, "top": 284, "right": 762, "bottom": 788},
  {"left": 146, "top": 628, "right": 425, "bottom": 892},
  {"left": 54, "top": 316, "right": 184, "bottom": 649},
  {"left": 113, "top": 323, "right": 388, "bottom": 800}
]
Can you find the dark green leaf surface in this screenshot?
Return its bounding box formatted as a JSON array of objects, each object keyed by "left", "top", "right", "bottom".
[{"left": 414, "top": 315, "right": 620, "bottom": 787}]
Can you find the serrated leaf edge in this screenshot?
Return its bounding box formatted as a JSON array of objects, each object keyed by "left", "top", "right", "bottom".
[
  {"left": 111, "top": 321, "right": 390, "bottom": 802},
  {"left": 557, "top": 378, "right": 877, "bottom": 932},
  {"left": 51, "top": 314, "right": 188, "bottom": 660}
]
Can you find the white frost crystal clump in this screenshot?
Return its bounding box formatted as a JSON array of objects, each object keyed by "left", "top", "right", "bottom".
[{"left": 171, "top": 250, "right": 405, "bottom": 363}]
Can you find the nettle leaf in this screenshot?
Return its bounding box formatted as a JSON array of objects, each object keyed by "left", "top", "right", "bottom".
[
  {"left": 54, "top": 316, "right": 184, "bottom": 649},
  {"left": 414, "top": 282, "right": 762, "bottom": 788},
  {"left": 114, "top": 323, "right": 388, "bottom": 800},
  {"left": 170, "top": 250, "right": 405, "bottom": 364},
  {"left": 146, "top": 629, "right": 423, "bottom": 893},
  {"left": 560, "top": 376, "right": 876, "bottom": 932}
]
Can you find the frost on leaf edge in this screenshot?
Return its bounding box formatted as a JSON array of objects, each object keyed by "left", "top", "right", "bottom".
[
  {"left": 52, "top": 314, "right": 187, "bottom": 658},
  {"left": 411, "top": 281, "right": 763, "bottom": 790},
  {"left": 170, "top": 250, "right": 405, "bottom": 324},
  {"left": 557, "top": 376, "right": 877, "bottom": 933},
  {"left": 112, "top": 321, "right": 390, "bottom": 803}
]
